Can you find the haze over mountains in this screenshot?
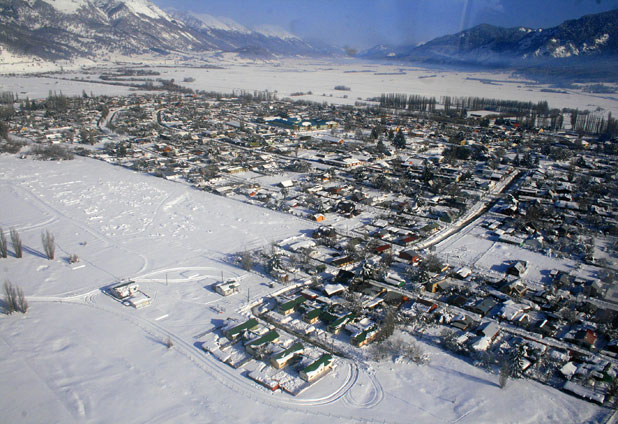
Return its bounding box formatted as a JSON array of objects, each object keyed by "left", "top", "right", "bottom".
[{"left": 0, "top": 0, "right": 616, "bottom": 80}]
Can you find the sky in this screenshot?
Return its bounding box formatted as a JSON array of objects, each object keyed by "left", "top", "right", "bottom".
[{"left": 152, "top": 0, "right": 618, "bottom": 49}]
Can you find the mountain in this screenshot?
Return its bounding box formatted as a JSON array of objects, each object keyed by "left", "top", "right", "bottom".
[
  {"left": 167, "top": 10, "right": 330, "bottom": 57},
  {"left": 361, "top": 9, "right": 618, "bottom": 79},
  {"left": 0, "top": 0, "right": 329, "bottom": 64}
]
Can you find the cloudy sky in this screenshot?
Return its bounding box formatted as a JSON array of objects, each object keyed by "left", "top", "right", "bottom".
[{"left": 153, "top": 0, "right": 618, "bottom": 49}]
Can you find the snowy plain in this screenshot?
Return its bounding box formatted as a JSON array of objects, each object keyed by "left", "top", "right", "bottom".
[
  {"left": 1, "top": 58, "right": 617, "bottom": 115},
  {"left": 0, "top": 155, "right": 610, "bottom": 423}
]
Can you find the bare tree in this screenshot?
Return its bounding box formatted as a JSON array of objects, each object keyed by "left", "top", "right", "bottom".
[
  {"left": 239, "top": 251, "right": 253, "bottom": 271},
  {"left": 10, "top": 228, "right": 22, "bottom": 258},
  {"left": 375, "top": 307, "right": 396, "bottom": 343},
  {"left": 3, "top": 280, "right": 16, "bottom": 313},
  {"left": 0, "top": 228, "right": 7, "bottom": 258},
  {"left": 17, "top": 286, "right": 28, "bottom": 313},
  {"left": 42, "top": 230, "right": 55, "bottom": 260},
  {"left": 3, "top": 281, "right": 27, "bottom": 314}
]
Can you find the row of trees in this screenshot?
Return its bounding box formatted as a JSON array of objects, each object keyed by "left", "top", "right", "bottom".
[
  {"left": 0, "top": 228, "right": 55, "bottom": 260},
  {"left": 0, "top": 228, "right": 22, "bottom": 258},
  {"left": 376, "top": 92, "right": 617, "bottom": 137},
  {"left": 377, "top": 93, "right": 438, "bottom": 112},
  {"left": 377, "top": 92, "right": 549, "bottom": 116}
]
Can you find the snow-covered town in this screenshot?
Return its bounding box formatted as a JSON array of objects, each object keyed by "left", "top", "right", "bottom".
[
  {"left": 2, "top": 0, "right": 618, "bottom": 423},
  {"left": 1, "top": 75, "right": 618, "bottom": 422}
]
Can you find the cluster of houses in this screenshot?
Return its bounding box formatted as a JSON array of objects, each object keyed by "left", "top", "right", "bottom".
[
  {"left": 253, "top": 212, "right": 617, "bottom": 404},
  {"left": 8, "top": 87, "right": 618, "bottom": 406},
  {"left": 201, "top": 316, "right": 335, "bottom": 394}
]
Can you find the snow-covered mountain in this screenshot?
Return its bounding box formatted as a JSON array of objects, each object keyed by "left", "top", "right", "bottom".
[
  {"left": 166, "top": 10, "right": 328, "bottom": 57},
  {"left": 0, "top": 0, "right": 330, "bottom": 63},
  {"left": 361, "top": 9, "right": 618, "bottom": 77}
]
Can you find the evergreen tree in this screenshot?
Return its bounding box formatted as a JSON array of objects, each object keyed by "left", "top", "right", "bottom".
[
  {"left": 393, "top": 129, "right": 406, "bottom": 149},
  {"left": 508, "top": 344, "right": 527, "bottom": 379},
  {"left": 377, "top": 138, "right": 388, "bottom": 155}
]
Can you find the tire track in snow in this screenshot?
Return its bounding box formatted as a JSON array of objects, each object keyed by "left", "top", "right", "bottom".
[
  {"left": 10, "top": 182, "right": 149, "bottom": 281},
  {"left": 27, "top": 294, "right": 390, "bottom": 422}
]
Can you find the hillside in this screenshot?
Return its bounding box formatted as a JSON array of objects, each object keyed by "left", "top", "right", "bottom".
[{"left": 0, "top": 0, "right": 329, "bottom": 65}]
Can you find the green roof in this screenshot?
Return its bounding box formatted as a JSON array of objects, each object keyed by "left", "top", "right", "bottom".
[
  {"left": 302, "top": 353, "right": 333, "bottom": 374},
  {"left": 327, "top": 312, "right": 355, "bottom": 330},
  {"left": 225, "top": 318, "right": 258, "bottom": 338},
  {"left": 304, "top": 308, "right": 322, "bottom": 320},
  {"left": 246, "top": 329, "right": 279, "bottom": 347},
  {"left": 272, "top": 342, "right": 304, "bottom": 360},
  {"left": 279, "top": 296, "right": 306, "bottom": 312},
  {"left": 351, "top": 326, "right": 378, "bottom": 345},
  {"left": 320, "top": 310, "right": 338, "bottom": 324}
]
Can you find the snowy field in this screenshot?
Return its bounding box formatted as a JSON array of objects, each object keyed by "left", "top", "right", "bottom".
[
  {"left": 0, "top": 154, "right": 610, "bottom": 423},
  {"left": 1, "top": 58, "right": 617, "bottom": 115},
  {"left": 433, "top": 213, "right": 604, "bottom": 289}
]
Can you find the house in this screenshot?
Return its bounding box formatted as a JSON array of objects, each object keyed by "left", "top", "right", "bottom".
[
  {"left": 572, "top": 329, "right": 597, "bottom": 349},
  {"left": 506, "top": 260, "right": 528, "bottom": 277},
  {"left": 323, "top": 283, "right": 346, "bottom": 297},
  {"left": 299, "top": 354, "right": 334, "bottom": 382},
  {"left": 562, "top": 381, "right": 606, "bottom": 404},
  {"left": 351, "top": 326, "right": 379, "bottom": 347},
  {"left": 454, "top": 266, "right": 472, "bottom": 279},
  {"left": 270, "top": 342, "right": 304, "bottom": 369},
  {"left": 300, "top": 289, "right": 319, "bottom": 300},
  {"left": 414, "top": 298, "right": 438, "bottom": 314},
  {"left": 271, "top": 268, "right": 290, "bottom": 283},
  {"left": 476, "top": 322, "right": 500, "bottom": 340},
  {"left": 471, "top": 297, "right": 498, "bottom": 316},
  {"left": 535, "top": 318, "right": 559, "bottom": 337},
  {"left": 374, "top": 244, "right": 391, "bottom": 254},
  {"left": 500, "top": 279, "right": 528, "bottom": 297},
  {"left": 312, "top": 214, "right": 326, "bottom": 222},
  {"left": 215, "top": 279, "right": 240, "bottom": 296},
  {"left": 245, "top": 330, "right": 280, "bottom": 356},
  {"left": 423, "top": 279, "right": 450, "bottom": 293},
  {"left": 327, "top": 312, "right": 355, "bottom": 334},
  {"left": 450, "top": 314, "right": 474, "bottom": 331},
  {"left": 111, "top": 280, "right": 139, "bottom": 299},
  {"left": 334, "top": 270, "right": 356, "bottom": 285},
  {"left": 399, "top": 235, "right": 418, "bottom": 246},
  {"left": 331, "top": 256, "right": 355, "bottom": 267},
  {"left": 399, "top": 249, "right": 421, "bottom": 263},
  {"left": 126, "top": 291, "right": 152, "bottom": 309},
  {"left": 303, "top": 308, "right": 323, "bottom": 324},
  {"left": 224, "top": 318, "right": 259, "bottom": 341},
  {"left": 278, "top": 296, "right": 306, "bottom": 316}
]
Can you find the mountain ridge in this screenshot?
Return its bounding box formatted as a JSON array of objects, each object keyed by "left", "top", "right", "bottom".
[
  {"left": 0, "top": 0, "right": 331, "bottom": 65},
  {"left": 361, "top": 8, "right": 618, "bottom": 78}
]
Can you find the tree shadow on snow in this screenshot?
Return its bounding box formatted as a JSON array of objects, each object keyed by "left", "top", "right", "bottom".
[
  {"left": 0, "top": 298, "right": 9, "bottom": 314},
  {"left": 490, "top": 263, "right": 509, "bottom": 274},
  {"left": 434, "top": 365, "right": 499, "bottom": 388},
  {"left": 22, "top": 245, "right": 48, "bottom": 260}
]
